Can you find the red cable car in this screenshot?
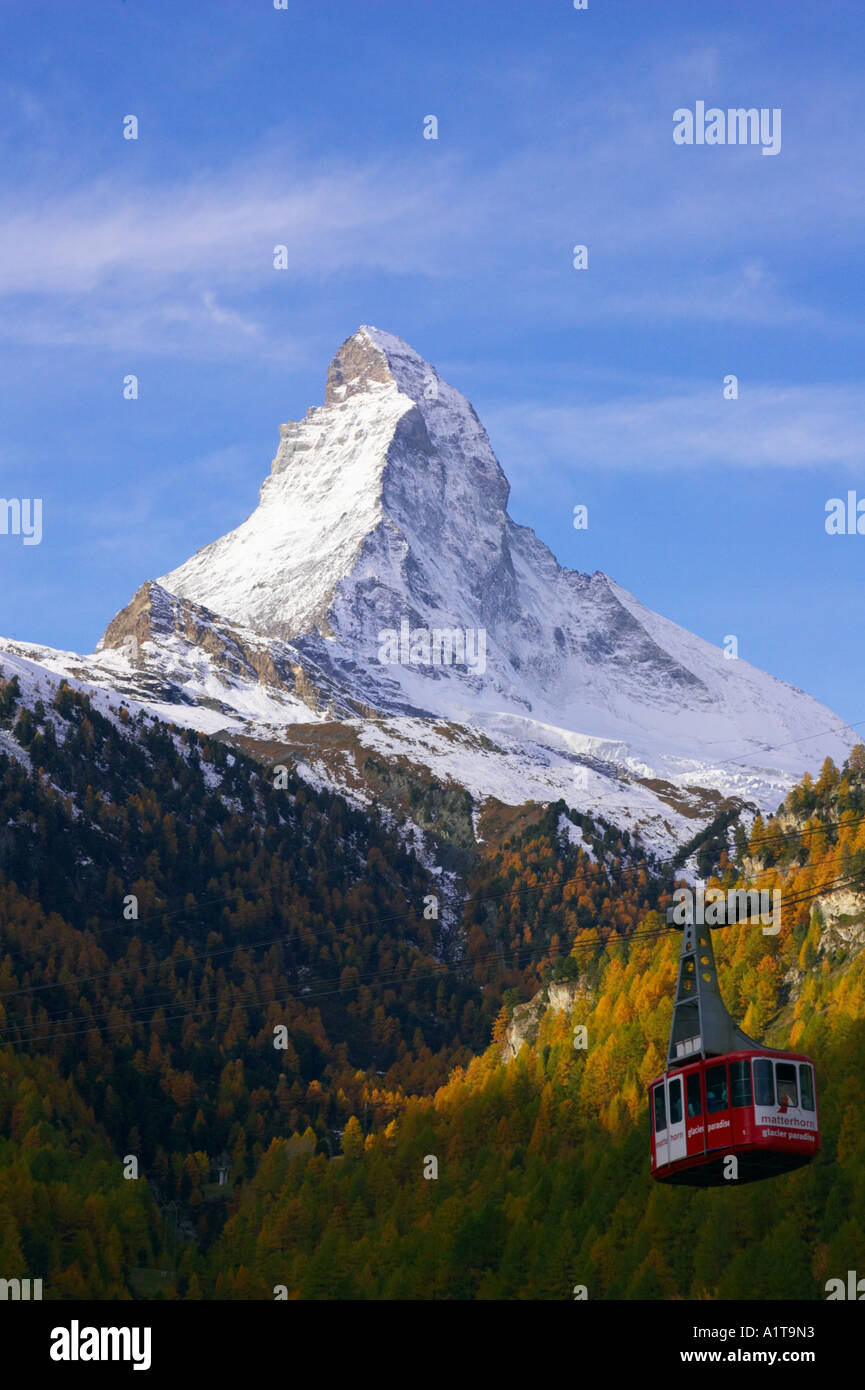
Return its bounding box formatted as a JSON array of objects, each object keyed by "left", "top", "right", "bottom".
[{"left": 649, "top": 908, "right": 820, "bottom": 1186}]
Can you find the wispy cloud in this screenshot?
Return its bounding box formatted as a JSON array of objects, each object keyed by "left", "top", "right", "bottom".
[
  {"left": 2, "top": 56, "right": 865, "bottom": 359},
  {"left": 487, "top": 384, "right": 865, "bottom": 475},
  {"left": 0, "top": 160, "right": 471, "bottom": 297}
]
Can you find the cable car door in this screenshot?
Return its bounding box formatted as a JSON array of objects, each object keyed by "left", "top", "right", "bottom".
[
  {"left": 653, "top": 1083, "right": 668, "bottom": 1167},
  {"left": 666, "top": 1074, "right": 687, "bottom": 1162}
]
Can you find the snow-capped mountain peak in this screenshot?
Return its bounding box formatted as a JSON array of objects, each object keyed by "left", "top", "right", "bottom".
[
  {"left": 158, "top": 326, "right": 510, "bottom": 645},
  {"left": 153, "top": 328, "right": 853, "bottom": 778},
  {"left": 1, "top": 326, "right": 858, "bottom": 856}
]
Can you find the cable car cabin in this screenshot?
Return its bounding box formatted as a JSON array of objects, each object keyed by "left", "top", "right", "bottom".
[
  {"left": 651, "top": 902, "right": 821, "bottom": 1186},
  {"left": 649, "top": 1050, "right": 820, "bottom": 1186}
]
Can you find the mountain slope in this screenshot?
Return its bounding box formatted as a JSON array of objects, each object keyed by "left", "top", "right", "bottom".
[
  {"left": 0, "top": 326, "right": 856, "bottom": 853},
  {"left": 204, "top": 750, "right": 865, "bottom": 1300}
]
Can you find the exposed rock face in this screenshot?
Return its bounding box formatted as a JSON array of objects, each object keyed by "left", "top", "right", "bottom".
[
  {"left": 324, "top": 329, "right": 395, "bottom": 406},
  {"left": 812, "top": 890, "right": 865, "bottom": 955},
  {"left": 783, "top": 886, "right": 865, "bottom": 1002},
  {"left": 548, "top": 981, "right": 585, "bottom": 1015},
  {"left": 503, "top": 979, "right": 588, "bottom": 1061},
  {"left": 100, "top": 582, "right": 287, "bottom": 691}
]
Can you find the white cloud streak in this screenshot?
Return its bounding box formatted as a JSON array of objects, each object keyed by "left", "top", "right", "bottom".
[
  {"left": 486, "top": 385, "right": 865, "bottom": 474},
  {"left": 1, "top": 58, "right": 865, "bottom": 357}
]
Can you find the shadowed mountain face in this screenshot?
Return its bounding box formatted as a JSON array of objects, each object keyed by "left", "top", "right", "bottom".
[{"left": 0, "top": 327, "right": 856, "bottom": 853}]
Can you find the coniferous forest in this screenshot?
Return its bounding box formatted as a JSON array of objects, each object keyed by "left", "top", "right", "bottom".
[{"left": 1, "top": 671, "right": 863, "bottom": 1299}]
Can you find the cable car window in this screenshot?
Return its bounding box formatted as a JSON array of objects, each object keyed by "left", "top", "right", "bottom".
[
  {"left": 668, "top": 1077, "right": 683, "bottom": 1124},
  {"left": 705, "top": 1065, "right": 728, "bottom": 1113},
  {"left": 653, "top": 1085, "right": 667, "bottom": 1133},
  {"left": 776, "top": 1062, "right": 798, "bottom": 1108},
  {"left": 754, "top": 1058, "right": 774, "bottom": 1106},
  {"left": 686, "top": 1072, "right": 702, "bottom": 1117},
  {"left": 799, "top": 1064, "right": 815, "bottom": 1111},
  {"left": 730, "top": 1059, "right": 753, "bottom": 1108}
]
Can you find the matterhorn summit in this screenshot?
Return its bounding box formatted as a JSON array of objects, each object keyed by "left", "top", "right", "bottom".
[
  {"left": 0, "top": 327, "right": 857, "bottom": 853},
  {"left": 159, "top": 326, "right": 503, "bottom": 643}
]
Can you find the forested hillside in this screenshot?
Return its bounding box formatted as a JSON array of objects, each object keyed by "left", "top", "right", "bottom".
[
  {"left": 0, "top": 672, "right": 665, "bottom": 1295},
  {"left": 0, "top": 1047, "right": 162, "bottom": 1298},
  {"left": 204, "top": 754, "right": 865, "bottom": 1300},
  {"left": 1, "top": 666, "right": 863, "bottom": 1298}
]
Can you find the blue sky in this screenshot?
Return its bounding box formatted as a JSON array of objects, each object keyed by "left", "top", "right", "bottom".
[{"left": 2, "top": 0, "right": 864, "bottom": 725}]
